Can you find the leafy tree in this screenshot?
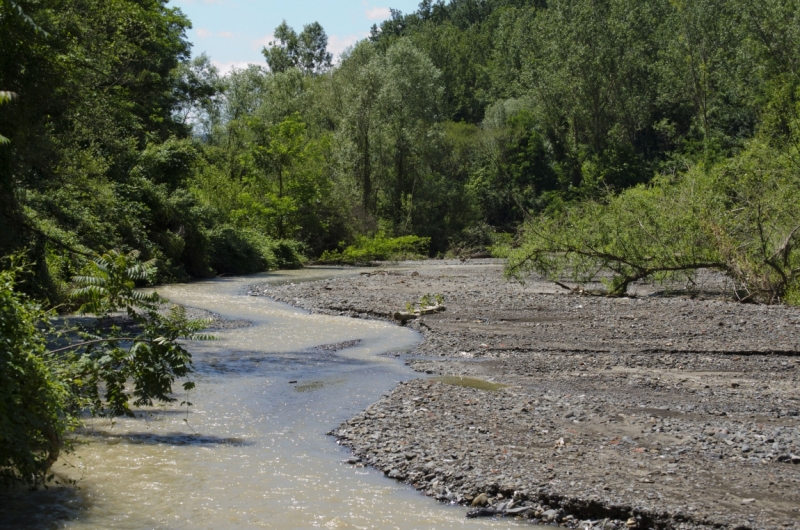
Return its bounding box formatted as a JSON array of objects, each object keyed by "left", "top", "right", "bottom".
[
  {"left": 262, "top": 21, "right": 333, "bottom": 75},
  {"left": 374, "top": 39, "right": 443, "bottom": 233}
]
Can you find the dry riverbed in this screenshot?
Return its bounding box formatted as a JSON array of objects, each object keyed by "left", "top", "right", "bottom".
[{"left": 255, "top": 261, "right": 800, "bottom": 530}]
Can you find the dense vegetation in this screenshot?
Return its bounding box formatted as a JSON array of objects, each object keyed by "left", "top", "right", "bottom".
[
  {"left": 3, "top": 0, "right": 799, "bottom": 302},
  {"left": 2, "top": 0, "right": 800, "bottom": 485}
]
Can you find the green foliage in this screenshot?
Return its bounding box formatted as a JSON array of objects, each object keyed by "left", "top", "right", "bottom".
[
  {"left": 507, "top": 171, "right": 725, "bottom": 296},
  {"left": 508, "top": 135, "right": 800, "bottom": 303},
  {"left": 208, "top": 226, "right": 303, "bottom": 274},
  {"left": 0, "top": 262, "right": 69, "bottom": 487},
  {"left": 405, "top": 293, "right": 445, "bottom": 313},
  {"left": 4, "top": 0, "right": 800, "bottom": 311},
  {"left": 0, "top": 90, "right": 15, "bottom": 144},
  {"left": 67, "top": 250, "right": 209, "bottom": 416},
  {"left": 319, "top": 234, "right": 430, "bottom": 265},
  {"left": 1, "top": 250, "right": 211, "bottom": 486},
  {"left": 262, "top": 21, "right": 333, "bottom": 75}
]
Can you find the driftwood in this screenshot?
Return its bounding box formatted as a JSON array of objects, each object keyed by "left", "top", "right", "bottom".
[{"left": 393, "top": 304, "right": 446, "bottom": 323}]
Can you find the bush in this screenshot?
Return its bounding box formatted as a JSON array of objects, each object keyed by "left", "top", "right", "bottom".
[
  {"left": 208, "top": 226, "right": 304, "bottom": 274},
  {"left": 0, "top": 265, "right": 70, "bottom": 487},
  {"left": 318, "top": 234, "right": 430, "bottom": 264},
  {"left": 208, "top": 226, "right": 269, "bottom": 275},
  {"left": 1, "top": 251, "right": 211, "bottom": 487}
]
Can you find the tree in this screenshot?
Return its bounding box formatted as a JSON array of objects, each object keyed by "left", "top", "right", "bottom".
[
  {"left": 173, "top": 54, "right": 224, "bottom": 136},
  {"left": 0, "top": 262, "right": 68, "bottom": 487},
  {"left": 375, "top": 39, "right": 443, "bottom": 232},
  {"left": 262, "top": 21, "right": 333, "bottom": 75},
  {"left": 334, "top": 41, "right": 382, "bottom": 216}
]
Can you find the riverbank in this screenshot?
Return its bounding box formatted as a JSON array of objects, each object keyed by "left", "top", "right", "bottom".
[{"left": 256, "top": 261, "right": 800, "bottom": 530}]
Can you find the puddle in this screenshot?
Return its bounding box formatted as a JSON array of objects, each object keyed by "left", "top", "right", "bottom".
[{"left": 434, "top": 376, "right": 508, "bottom": 391}]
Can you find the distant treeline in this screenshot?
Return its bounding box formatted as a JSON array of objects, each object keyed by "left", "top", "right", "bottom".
[{"left": 1, "top": 0, "right": 799, "bottom": 303}]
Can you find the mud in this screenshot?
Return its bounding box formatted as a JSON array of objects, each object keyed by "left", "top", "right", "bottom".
[{"left": 256, "top": 261, "right": 800, "bottom": 529}]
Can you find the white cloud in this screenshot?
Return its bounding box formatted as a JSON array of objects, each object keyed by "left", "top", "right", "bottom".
[
  {"left": 252, "top": 33, "right": 275, "bottom": 50},
  {"left": 212, "top": 60, "right": 261, "bottom": 76},
  {"left": 328, "top": 34, "right": 363, "bottom": 61},
  {"left": 365, "top": 6, "right": 391, "bottom": 20},
  {"left": 196, "top": 27, "right": 212, "bottom": 39},
  {"left": 217, "top": 31, "right": 235, "bottom": 38}
]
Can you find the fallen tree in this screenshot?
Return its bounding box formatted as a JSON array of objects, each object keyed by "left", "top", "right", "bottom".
[{"left": 507, "top": 139, "right": 800, "bottom": 305}]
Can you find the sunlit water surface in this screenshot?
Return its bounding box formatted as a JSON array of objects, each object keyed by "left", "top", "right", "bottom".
[{"left": 2, "top": 267, "right": 530, "bottom": 529}]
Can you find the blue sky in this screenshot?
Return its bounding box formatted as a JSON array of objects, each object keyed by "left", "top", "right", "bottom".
[{"left": 170, "top": 0, "right": 423, "bottom": 73}]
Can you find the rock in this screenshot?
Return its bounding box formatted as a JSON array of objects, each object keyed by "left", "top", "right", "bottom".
[
  {"left": 741, "top": 498, "right": 756, "bottom": 505},
  {"left": 471, "top": 493, "right": 489, "bottom": 507},
  {"left": 542, "top": 509, "right": 561, "bottom": 522},
  {"left": 625, "top": 518, "right": 638, "bottom": 528},
  {"left": 274, "top": 262, "right": 800, "bottom": 530},
  {"left": 466, "top": 508, "right": 497, "bottom": 518},
  {"left": 388, "top": 469, "right": 404, "bottom": 479}
]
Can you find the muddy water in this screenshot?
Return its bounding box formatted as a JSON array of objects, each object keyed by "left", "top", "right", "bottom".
[{"left": 2, "top": 268, "right": 528, "bottom": 529}]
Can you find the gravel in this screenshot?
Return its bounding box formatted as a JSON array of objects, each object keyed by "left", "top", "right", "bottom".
[{"left": 255, "top": 261, "right": 800, "bottom": 530}]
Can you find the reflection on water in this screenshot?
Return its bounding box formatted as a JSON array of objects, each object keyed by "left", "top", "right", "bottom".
[{"left": 2, "top": 267, "right": 529, "bottom": 529}]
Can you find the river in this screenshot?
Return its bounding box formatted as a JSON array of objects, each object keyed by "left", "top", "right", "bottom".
[{"left": 1, "top": 267, "right": 528, "bottom": 529}]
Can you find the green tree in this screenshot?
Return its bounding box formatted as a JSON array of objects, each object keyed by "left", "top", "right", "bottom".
[
  {"left": 262, "top": 21, "right": 333, "bottom": 75},
  {"left": 374, "top": 39, "right": 443, "bottom": 233},
  {"left": 334, "top": 41, "right": 382, "bottom": 217}
]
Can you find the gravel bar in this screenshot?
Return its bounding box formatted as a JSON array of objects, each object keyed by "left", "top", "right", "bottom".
[{"left": 254, "top": 261, "right": 800, "bottom": 530}]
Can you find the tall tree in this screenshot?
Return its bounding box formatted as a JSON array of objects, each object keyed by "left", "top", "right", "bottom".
[{"left": 262, "top": 21, "right": 333, "bottom": 75}]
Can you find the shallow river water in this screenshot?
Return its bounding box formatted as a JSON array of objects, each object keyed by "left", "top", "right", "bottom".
[{"left": 2, "top": 267, "right": 529, "bottom": 529}]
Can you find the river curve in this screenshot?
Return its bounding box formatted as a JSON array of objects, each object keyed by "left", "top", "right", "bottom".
[{"left": 1, "top": 267, "right": 528, "bottom": 529}]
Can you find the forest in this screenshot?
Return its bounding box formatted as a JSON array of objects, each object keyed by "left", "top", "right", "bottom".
[{"left": 1, "top": 0, "right": 800, "bottom": 485}]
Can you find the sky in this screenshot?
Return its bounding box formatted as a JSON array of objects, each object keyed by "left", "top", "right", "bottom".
[{"left": 170, "top": 0, "right": 423, "bottom": 74}]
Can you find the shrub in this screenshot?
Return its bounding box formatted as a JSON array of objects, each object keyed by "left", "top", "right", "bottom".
[
  {"left": 318, "top": 234, "right": 430, "bottom": 265},
  {"left": 0, "top": 265, "right": 70, "bottom": 487},
  {"left": 208, "top": 225, "right": 305, "bottom": 275},
  {"left": 1, "top": 250, "right": 211, "bottom": 486}
]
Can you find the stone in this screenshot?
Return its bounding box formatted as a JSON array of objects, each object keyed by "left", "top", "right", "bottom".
[
  {"left": 466, "top": 508, "right": 497, "bottom": 518},
  {"left": 542, "top": 509, "right": 561, "bottom": 522},
  {"left": 388, "top": 469, "right": 404, "bottom": 479},
  {"left": 471, "top": 493, "right": 489, "bottom": 507}
]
